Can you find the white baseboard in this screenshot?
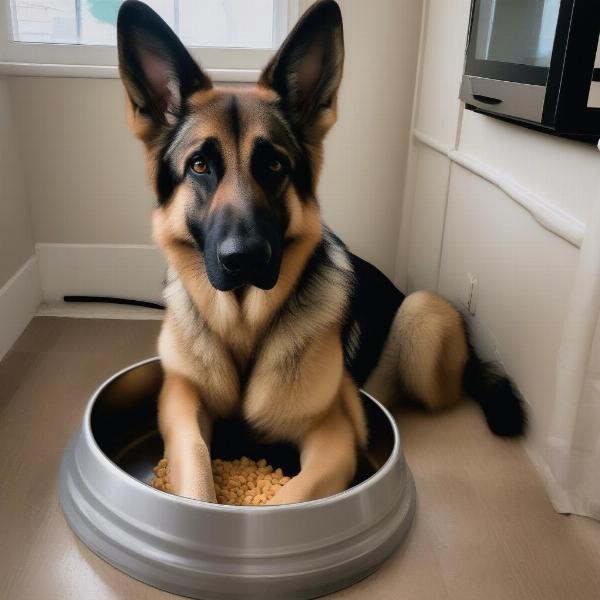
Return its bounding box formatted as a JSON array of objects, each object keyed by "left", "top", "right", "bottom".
[
  {"left": 36, "top": 301, "right": 163, "bottom": 320},
  {"left": 0, "top": 256, "right": 43, "bottom": 361},
  {"left": 35, "top": 243, "right": 167, "bottom": 304}
]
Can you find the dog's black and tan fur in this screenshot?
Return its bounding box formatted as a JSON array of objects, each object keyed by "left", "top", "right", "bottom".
[{"left": 117, "top": 0, "right": 525, "bottom": 505}]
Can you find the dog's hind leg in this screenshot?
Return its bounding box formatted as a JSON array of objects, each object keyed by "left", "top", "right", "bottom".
[
  {"left": 364, "top": 290, "right": 526, "bottom": 436},
  {"left": 158, "top": 372, "right": 217, "bottom": 502},
  {"left": 364, "top": 291, "right": 468, "bottom": 411}
]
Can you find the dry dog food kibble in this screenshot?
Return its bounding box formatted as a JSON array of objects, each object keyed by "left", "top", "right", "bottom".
[{"left": 151, "top": 457, "right": 291, "bottom": 505}]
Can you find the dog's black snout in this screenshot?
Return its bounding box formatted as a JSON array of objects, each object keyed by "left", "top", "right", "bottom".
[{"left": 217, "top": 237, "right": 272, "bottom": 275}]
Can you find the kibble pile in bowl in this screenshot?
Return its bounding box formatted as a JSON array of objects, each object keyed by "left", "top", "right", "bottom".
[{"left": 152, "top": 456, "right": 291, "bottom": 505}]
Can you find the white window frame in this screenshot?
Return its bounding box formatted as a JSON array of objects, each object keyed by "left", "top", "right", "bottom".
[{"left": 0, "top": 0, "right": 299, "bottom": 81}]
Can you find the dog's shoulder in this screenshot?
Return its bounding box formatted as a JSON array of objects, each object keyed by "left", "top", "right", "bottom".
[
  {"left": 275, "top": 225, "right": 406, "bottom": 387},
  {"left": 339, "top": 241, "right": 406, "bottom": 387},
  {"left": 285, "top": 226, "right": 355, "bottom": 321}
]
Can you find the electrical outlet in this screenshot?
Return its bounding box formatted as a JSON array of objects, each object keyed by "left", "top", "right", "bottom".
[{"left": 464, "top": 273, "right": 478, "bottom": 316}]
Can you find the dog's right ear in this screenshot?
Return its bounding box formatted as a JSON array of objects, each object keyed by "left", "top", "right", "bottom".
[
  {"left": 117, "top": 0, "right": 211, "bottom": 142},
  {"left": 259, "top": 0, "right": 344, "bottom": 143}
]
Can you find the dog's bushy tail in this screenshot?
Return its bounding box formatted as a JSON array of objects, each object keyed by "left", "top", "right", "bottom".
[{"left": 463, "top": 350, "right": 527, "bottom": 437}]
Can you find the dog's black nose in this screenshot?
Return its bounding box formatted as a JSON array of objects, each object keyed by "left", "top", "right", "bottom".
[{"left": 217, "top": 237, "right": 272, "bottom": 275}]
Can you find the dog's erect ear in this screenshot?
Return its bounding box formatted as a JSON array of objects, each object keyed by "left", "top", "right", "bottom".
[
  {"left": 117, "top": 0, "right": 211, "bottom": 138},
  {"left": 259, "top": 0, "right": 344, "bottom": 139}
]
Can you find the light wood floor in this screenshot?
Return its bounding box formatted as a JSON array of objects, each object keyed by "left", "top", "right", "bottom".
[{"left": 1, "top": 317, "right": 599, "bottom": 600}]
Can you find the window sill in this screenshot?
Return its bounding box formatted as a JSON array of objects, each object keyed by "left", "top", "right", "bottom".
[{"left": 0, "top": 61, "right": 260, "bottom": 82}]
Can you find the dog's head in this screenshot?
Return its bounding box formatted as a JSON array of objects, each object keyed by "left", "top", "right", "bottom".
[{"left": 117, "top": 0, "right": 343, "bottom": 291}]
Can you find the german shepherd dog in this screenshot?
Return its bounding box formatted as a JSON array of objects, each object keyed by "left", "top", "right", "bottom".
[{"left": 117, "top": 0, "right": 525, "bottom": 505}]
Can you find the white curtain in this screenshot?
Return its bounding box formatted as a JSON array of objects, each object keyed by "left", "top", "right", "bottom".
[{"left": 542, "top": 154, "right": 600, "bottom": 520}]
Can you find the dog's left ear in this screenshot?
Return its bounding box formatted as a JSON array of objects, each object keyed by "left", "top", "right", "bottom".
[
  {"left": 117, "top": 0, "right": 212, "bottom": 142},
  {"left": 259, "top": 0, "right": 344, "bottom": 140}
]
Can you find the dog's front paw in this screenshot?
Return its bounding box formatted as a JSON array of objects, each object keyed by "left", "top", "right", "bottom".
[
  {"left": 265, "top": 474, "right": 314, "bottom": 505},
  {"left": 159, "top": 445, "right": 217, "bottom": 502}
]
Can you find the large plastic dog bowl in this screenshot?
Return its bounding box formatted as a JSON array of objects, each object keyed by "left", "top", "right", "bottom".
[{"left": 59, "top": 357, "right": 416, "bottom": 599}]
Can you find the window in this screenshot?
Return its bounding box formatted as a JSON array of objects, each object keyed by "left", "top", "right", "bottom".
[{"left": 0, "top": 0, "right": 299, "bottom": 78}]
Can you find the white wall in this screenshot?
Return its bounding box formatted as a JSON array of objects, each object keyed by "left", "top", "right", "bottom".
[
  {"left": 0, "top": 77, "right": 34, "bottom": 284},
  {"left": 8, "top": 77, "right": 153, "bottom": 245},
  {"left": 0, "top": 77, "right": 41, "bottom": 360},
  {"left": 319, "top": 0, "right": 422, "bottom": 277},
  {"left": 6, "top": 0, "right": 422, "bottom": 294},
  {"left": 399, "top": 0, "right": 600, "bottom": 458},
  {"left": 396, "top": 0, "right": 472, "bottom": 292}
]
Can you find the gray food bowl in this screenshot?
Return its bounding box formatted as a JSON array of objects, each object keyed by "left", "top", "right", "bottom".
[{"left": 59, "top": 357, "right": 416, "bottom": 600}]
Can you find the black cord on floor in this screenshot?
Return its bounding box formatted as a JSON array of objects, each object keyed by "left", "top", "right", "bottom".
[{"left": 63, "top": 295, "right": 166, "bottom": 310}]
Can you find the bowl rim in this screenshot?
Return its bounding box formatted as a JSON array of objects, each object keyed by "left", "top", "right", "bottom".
[{"left": 83, "top": 356, "right": 402, "bottom": 513}]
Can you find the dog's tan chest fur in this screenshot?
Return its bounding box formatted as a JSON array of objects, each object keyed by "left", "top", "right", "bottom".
[{"left": 158, "top": 229, "right": 355, "bottom": 442}]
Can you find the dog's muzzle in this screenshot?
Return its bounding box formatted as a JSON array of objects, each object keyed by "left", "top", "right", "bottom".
[
  {"left": 217, "top": 236, "right": 272, "bottom": 276},
  {"left": 199, "top": 209, "right": 283, "bottom": 292}
]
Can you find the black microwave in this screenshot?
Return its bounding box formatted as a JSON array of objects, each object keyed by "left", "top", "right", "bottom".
[{"left": 460, "top": 0, "right": 600, "bottom": 143}]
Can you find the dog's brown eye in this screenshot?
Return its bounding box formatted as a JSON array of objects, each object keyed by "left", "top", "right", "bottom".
[
  {"left": 191, "top": 158, "right": 208, "bottom": 174},
  {"left": 268, "top": 159, "right": 283, "bottom": 173}
]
